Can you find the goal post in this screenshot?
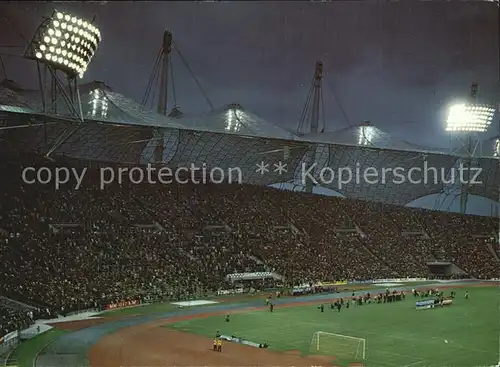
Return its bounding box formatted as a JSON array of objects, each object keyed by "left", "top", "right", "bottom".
[{"left": 310, "top": 331, "right": 366, "bottom": 361}]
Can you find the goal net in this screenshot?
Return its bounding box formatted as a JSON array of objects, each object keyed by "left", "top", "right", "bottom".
[{"left": 310, "top": 331, "right": 366, "bottom": 361}]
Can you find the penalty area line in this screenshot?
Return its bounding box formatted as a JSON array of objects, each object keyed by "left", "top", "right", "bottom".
[{"left": 401, "top": 360, "right": 427, "bottom": 367}]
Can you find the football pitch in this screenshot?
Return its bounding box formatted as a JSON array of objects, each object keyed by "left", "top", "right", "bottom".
[{"left": 168, "top": 286, "right": 499, "bottom": 367}]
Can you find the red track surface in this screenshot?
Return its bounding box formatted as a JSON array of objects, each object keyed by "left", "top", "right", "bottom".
[{"left": 87, "top": 318, "right": 335, "bottom": 366}]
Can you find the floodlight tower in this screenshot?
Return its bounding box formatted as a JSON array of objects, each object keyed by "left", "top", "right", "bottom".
[
  {"left": 24, "top": 10, "right": 101, "bottom": 156},
  {"left": 297, "top": 61, "right": 324, "bottom": 193},
  {"left": 445, "top": 83, "right": 496, "bottom": 214}
]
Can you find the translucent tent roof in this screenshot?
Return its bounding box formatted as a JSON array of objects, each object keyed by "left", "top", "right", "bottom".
[
  {"left": 1, "top": 79, "right": 499, "bottom": 207},
  {"left": 490, "top": 137, "right": 500, "bottom": 158},
  {"left": 299, "top": 122, "right": 433, "bottom": 152},
  {"left": 0, "top": 80, "right": 33, "bottom": 109},
  {"left": 173, "top": 103, "right": 298, "bottom": 140},
  {"left": 439, "top": 135, "right": 500, "bottom": 158},
  {"left": 1, "top": 107, "right": 499, "bottom": 206},
  {"left": 0, "top": 80, "right": 185, "bottom": 129},
  {"left": 0, "top": 81, "right": 297, "bottom": 140}
]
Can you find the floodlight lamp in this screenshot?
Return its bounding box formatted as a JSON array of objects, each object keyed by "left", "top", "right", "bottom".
[
  {"left": 225, "top": 109, "right": 243, "bottom": 132},
  {"left": 445, "top": 103, "right": 496, "bottom": 133},
  {"left": 358, "top": 125, "right": 374, "bottom": 145},
  {"left": 25, "top": 10, "right": 101, "bottom": 79},
  {"left": 88, "top": 89, "right": 108, "bottom": 118}
]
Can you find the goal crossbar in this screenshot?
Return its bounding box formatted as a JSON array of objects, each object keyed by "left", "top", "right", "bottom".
[{"left": 311, "top": 331, "right": 366, "bottom": 360}]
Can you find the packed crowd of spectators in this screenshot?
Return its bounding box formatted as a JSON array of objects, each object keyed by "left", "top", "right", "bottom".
[
  {"left": 0, "top": 153, "right": 498, "bottom": 335},
  {"left": 0, "top": 307, "right": 33, "bottom": 336}
]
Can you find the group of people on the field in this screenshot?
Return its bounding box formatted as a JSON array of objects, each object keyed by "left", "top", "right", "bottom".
[
  {"left": 0, "top": 153, "right": 498, "bottom": 336},
  {"left": 412, "top": 288, "right": 442, "bottom": 298},
  {"left": 318, "top": 290, "right": 408, "bottom": 313},
  {"left": 355, "top": 290, "right": 406, "bottom": 305}
]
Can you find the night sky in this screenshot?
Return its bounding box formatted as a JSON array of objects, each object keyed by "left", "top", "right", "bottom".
[{"left": 0, "top": 1, "right": 498, "bottom": 149}]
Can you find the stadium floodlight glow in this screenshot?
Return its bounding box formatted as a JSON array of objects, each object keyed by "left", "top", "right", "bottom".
[
  {"left": 445, "top": 103, "right": 496, "bottom": 132},
  {"left": 25, "top": 10, "right": 101, "bottom": 79},
  {"left": 225, "top": 106, "right": 243, "bottom": 132},
  {"left": 358, "top": 125, "right": 374, "bottom": 145},
  {"left": 89, "top": 89, "right": 108, "bottom": 118}
]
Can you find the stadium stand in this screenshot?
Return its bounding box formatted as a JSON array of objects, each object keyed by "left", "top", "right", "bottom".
[{"left": 0, "top": 307, "right": 33, "bottom": 336}]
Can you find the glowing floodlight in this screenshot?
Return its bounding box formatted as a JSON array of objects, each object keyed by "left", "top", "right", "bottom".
[
  {"left": 89, "top": 89, "right": 108, "bottom": 118},
  {"left": 358, "top": 125, "right": 375, "bottom": 145},
  {"left": 445, "top": 103, "right": 496, "bottom": 132},
  {"left": 25, "top": 10, "right": 101, "bottom": 78},
  {"left": 225, "top": 109, "right": 243, "bottom": 132}
]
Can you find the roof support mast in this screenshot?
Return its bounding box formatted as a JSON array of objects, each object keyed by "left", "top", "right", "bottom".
[
  {"left": 310, "top": 61, "right": 323, "bottom": 134},
  {"left": 459, "top": 83, "right": 479, "bottom": 214},
  {"left": 140, "top": 30, "right": 214, "bottom": 163},
  {"left": 302, "top": 61, "right": 324, "bottom": 193},
  {"left": 157, "top": 30, "right": 172, "bottom": 116}
]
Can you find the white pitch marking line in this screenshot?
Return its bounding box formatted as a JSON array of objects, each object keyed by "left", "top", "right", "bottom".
[{"left": 401, "top": 360, "right": 427, "bottom": 367}]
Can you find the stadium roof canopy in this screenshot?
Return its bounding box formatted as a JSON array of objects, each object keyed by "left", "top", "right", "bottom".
[
  {"left": 300, "top": 122, "right": 425, "bottom": 150},
  {"left": 0, "top": 79, "right": 498, "bottom": 207},
  {"left": 0, "top": 80, "right": 297, "bottom": 140},
  {"left": 171, "top": 103, "right": 298, "bottom": 140}
]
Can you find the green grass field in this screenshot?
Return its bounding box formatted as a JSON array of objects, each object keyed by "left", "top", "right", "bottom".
[{"left": 169, "top": 286, "right": 499, "bottom": 367}]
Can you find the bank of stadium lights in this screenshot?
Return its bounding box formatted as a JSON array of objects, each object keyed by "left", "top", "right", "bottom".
[
  {"left": 26, "top": 11, "right": 101, "bottom": 78},
  {"left": 445, "top": 103, "right": 496, "bottom": 132}
]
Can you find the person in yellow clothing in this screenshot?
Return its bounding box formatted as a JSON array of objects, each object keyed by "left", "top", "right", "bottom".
[
  {"left": 213, "top": 338, "right": 217, "bottom": 351},
  {"left": 216, "top": 339, "right": 222, "bottom": 352}
]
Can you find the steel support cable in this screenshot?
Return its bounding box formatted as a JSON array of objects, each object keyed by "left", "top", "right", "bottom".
[
  {"left": 170, "top": 54, "right": 177, "bottom": 107},
  {"left": 0, "top": 13, "right": 29, "bottom": 46},
  {"left": 299, "top": 79, "right": 314, "bottom": 129},
  {"left": 174, "top": 43, "right": 214, "bottom": 111},
  {"left": 0, "top": 54, "right": 6, "bottom": 79},
  {"left": 325, "top": 77, "right": 352, "bottom": 128},
  {"left": 149, "top": 57, "right": 163, "bottom": 111},
  {"left": 141, "top": 46, "right": 163, "bottom": 107},
  {"left": 297, "top": 78, "right": 315, "bottom": 133},
  {"left": 320, "top": 84, "right": 326, "bottom": 132}
]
